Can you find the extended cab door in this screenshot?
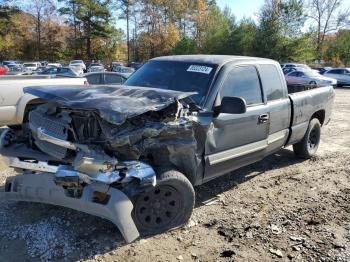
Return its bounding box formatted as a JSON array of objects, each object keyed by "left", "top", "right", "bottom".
[
  {"left": 258, "top": 64, "right": 291, "bottom": 155},
  {"left": 203, "top": 65, "right": 270, "bottom": 181}
]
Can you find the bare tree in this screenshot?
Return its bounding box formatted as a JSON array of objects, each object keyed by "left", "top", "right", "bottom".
[
  {"left": 307, "top": 0, "right": 350, "bottom": 60},
  {"left": 27, "top": 0, "right": 55, "bottom": 59}
]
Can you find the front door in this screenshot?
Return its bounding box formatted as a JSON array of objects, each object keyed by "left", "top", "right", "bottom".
[{"left": 204, "top": 65, "right": 269, "bottom": 182}]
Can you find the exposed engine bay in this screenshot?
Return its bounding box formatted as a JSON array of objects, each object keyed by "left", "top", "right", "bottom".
[{"left": 0, "top": 86, "right": 201, "bottom": 242}]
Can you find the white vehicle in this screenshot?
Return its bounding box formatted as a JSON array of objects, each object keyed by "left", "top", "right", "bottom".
[
  {"left": 69, "top": 60, "right": 86, "bottom": 72},
  {"left": 88, "top": 63, "right": 105, "bottom": 73},
  {"left": 22, "top": 62, "right": 41, "bottom": 71},
  {"left": 285, "top": 70, "right": 337, "bottom": 87},
  {"left": 47, "top": 63, "right": 62, "bottom": 68},
  {"left": 323, "top": 68, "right": 350, "bottom": 87},
  {"left": 0, "top": 75, "right": 88, "bottom": 126}
]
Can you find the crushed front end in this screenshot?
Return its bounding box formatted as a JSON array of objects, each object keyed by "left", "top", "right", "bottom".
[{"left": 0, "top": 86, "right": 199, "bottom": 242}]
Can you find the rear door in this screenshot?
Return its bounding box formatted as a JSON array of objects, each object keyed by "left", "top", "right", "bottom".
[
  {"left": 204, "top": 65, "right": 270, "bottom": 181},
  {"left": 258, "top": 64, "right": 291, "bottom": 155}
]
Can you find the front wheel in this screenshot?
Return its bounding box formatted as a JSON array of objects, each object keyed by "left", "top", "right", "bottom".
[
  {"left": 132, "top": 170, "right": 195, "bottom": 236},
  {"left": 293, "top": 118, "right": 321, "bottom": 159}
]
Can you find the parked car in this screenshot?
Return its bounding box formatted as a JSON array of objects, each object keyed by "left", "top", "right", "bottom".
[
  {"left": 111, "top": 61, "right": 124, "bottom": 71},
  {"left": 0, "top": 55, "right": 334, "bottom": 244},
  {"left": 40, "top": 61, "right": 48, "bottom": 67},
  {"left": 37, "top": 67, "right": 80, "bottom": 77},
  {"left": 47, "top": 63, "right": 62, "bottom": 68},
  {"left": 84, "top": 72, "right": 126, "bottom": 85},
  {"left": 69, "top": 60, "right": 86, "bottom": 73},
  {"left": 323, "top": 68, "right": 350, "bottom": 86},
  {"left": 112, "top": 66, "right": 135, "bottom": 78},
  {"left": 0, "top": 66, "right": 8, "bottom": 75},
  {"left": 285, "top": 70, "right": 337, "bottom": 87},
  {"left": 2, "top": 60, "right": 18, "bottom": 66},
  {"left": 129, "top": 62, "right": 143, "bottom": 70},
  {"left": 0, "top": 75, "right": 88, "bottom": 126},
  {"left": 22, "top": 62, "right": 40, "bottom": 71},
  {"left": 87, "top": 63, "right": 105, "bottom": 73},
  {"left": 4, "top": 64, "right": 25, "bottom": 75},
  {"left": 312, "top": 67, "right": 332, "bottom": 75},
  {"left": 281, "top": 63, "right": 312, "bottom": 70}
]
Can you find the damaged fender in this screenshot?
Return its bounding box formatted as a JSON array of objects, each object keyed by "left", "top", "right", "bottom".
[{"left": 0, "top": 173, "right": 140, "bottom": 243}]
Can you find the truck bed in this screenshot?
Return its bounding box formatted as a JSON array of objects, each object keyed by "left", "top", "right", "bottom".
[{"left": 287, "top": 84, "right": 335, "bottom": 145}]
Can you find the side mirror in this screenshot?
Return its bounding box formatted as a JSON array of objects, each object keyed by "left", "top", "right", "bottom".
[{"left": 214, "top": 96, "right": 247, "bottom": 114}]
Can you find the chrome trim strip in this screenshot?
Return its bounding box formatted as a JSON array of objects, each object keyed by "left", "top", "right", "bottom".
[
  {"left": 207, "top": 130, "right": 288, "bottom": 165},
  {"left": 267, "top": 130, "right": 288, "bottom": 144},
  {"left": 207, "top": 140, "right": 268, "bottom": 165}
]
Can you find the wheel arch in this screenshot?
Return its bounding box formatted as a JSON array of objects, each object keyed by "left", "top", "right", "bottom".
[{"left": 311, "top": 109, "right": 325, "bottom": 126}]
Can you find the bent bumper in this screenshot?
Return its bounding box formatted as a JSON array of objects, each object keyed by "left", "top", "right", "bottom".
[{"left": 0, "top": 173, "right": 140, "bottom": 243}]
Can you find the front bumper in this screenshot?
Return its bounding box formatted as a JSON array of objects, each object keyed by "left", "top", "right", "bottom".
[{"left": 0, "top": 173, "right": 140, "bottom": 243}]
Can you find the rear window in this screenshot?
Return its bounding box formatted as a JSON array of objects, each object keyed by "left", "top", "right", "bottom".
[{"left": 259, "top": 64, "right": 285, "bottom": 101}]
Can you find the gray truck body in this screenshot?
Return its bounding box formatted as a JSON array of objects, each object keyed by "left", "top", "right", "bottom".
[{"left": 0, "top": 55, "right": 334, "bottom": 242}]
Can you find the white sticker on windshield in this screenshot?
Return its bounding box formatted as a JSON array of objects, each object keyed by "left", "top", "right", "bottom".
[{"left": 187, "top": 65, "right": 213, "bottom": 74}]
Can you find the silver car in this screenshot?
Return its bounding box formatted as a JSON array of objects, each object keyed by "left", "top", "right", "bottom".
[
  {"left": 112, "top": 66, "right": 135, "bottom": 78},
  {"left": 285, "top": 70, "right": 337, "bottom": 87},
  {"left": 323, "top": 68, "right": 350, "bottom": 86}
]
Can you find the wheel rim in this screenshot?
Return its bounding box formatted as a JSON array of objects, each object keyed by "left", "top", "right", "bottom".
[
  {"left": 307, "top": 127, "right": 319, "bottom": 150},
  {"left": 134, "top": 185, "right": 182, "bottom": 230}
]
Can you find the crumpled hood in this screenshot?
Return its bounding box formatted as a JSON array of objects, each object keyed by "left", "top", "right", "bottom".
[{"left": 24, "top": 85, "right": 196, "bottom": 125}]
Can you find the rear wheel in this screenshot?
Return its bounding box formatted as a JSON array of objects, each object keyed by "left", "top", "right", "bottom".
[
  {"left": 309, "top": 81, "right": 317, "bottom": 86},
  {"left": 293, "top": 118, "right": 321, "bottom": 159},
  {"left": 132, "top": 170, "right": 195, "bottom": 235}
]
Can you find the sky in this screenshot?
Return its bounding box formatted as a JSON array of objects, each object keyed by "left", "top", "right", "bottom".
[{"left": 216, "top": 0, "right": 265, "bottom": 21}]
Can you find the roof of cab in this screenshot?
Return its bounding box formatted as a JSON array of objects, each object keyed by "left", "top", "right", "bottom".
[{"left": 151, "top": 55, "right": 275, "bottom": 67}]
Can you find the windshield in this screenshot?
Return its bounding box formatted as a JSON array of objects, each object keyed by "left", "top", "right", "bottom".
[
  {"left": 24, "top": 63, "right": 36, "bottom": 67},
  {"left": 124, "top": 61, "right": 217, "bottom": 105},
  {"left": 71, "top": 60, "right": 83, "bottom": 64}
]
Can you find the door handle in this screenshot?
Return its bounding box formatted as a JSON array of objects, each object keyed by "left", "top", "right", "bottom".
[{"left": 258, "top": 114, "right": 269, "bottom": 123}]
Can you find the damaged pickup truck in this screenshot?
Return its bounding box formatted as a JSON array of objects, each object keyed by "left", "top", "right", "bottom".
[{"left": 0, "top": 55, "right": 334, "bottom": 243}]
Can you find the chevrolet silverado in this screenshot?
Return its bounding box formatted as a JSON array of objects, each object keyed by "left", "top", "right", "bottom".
[{"left": 0, "top": 55, "right": 334, "bottom": 243}]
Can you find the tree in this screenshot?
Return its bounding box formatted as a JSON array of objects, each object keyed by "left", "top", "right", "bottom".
[
  {"left": 117, "top": 0, "right": 135, "bottom": 63},
  {"left": 325, "top": 29, "right": 350, "bottom": 66},
  {"left": 307, "top": 0, "right": 350, "bottom": 60},
  {"left": 26, "top": 0, "right": 55, "bottom": 59},
  {"left": 172, "top": 36, "right": 196, "bottom": 55},
  {"left": 58, "top": 0, "right": 81, "bottom": 57},
  {"left": 76, "top": 0, "right": 114, "bottom": 60}
]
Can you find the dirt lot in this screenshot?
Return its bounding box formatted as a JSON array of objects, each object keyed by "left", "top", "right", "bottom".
[{"left": 0, "top": 89, "right": 350, "bottom": 262}]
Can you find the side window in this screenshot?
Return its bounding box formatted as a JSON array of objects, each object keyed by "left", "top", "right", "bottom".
[
  {"left": 105, "top": 74, "right": 123, "bottom": 84},
  {"left": 330, "top": 69, "right": 339, "bottom": 74},
  {"left": 86, "top": 74, "right": 101, "bottom": 85},
  {"left": 289, "top": 72, "right": 298, "bottom": 76},
  {"left": 259, "top": 64, "right": 285, "bottom": 101},
  {"left": 220, "top": 66, "right": 263, "bottom": 106}
]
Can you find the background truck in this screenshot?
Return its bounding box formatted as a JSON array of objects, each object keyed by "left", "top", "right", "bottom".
[
  {"left": 0, "top": 55, "right": 334, "bottom": 243},
  {"left": 0, "top": 75, "right": 88, "bottom": 127}
]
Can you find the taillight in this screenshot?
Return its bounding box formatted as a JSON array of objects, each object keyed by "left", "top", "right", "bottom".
[{"left": 84, "top": 80, "right": 89, "bottom": 86}]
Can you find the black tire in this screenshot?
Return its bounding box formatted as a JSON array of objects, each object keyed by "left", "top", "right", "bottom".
[
  {"left": 293, "top": 118, "right": 321, "bottom": 159},
  {"left": 132, "top": 170, "right": 195, "bottom": 235}
]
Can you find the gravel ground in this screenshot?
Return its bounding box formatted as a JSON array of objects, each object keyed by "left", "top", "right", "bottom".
[{"left": 0, "top": 88, "right": 350, "bottom": 262}]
